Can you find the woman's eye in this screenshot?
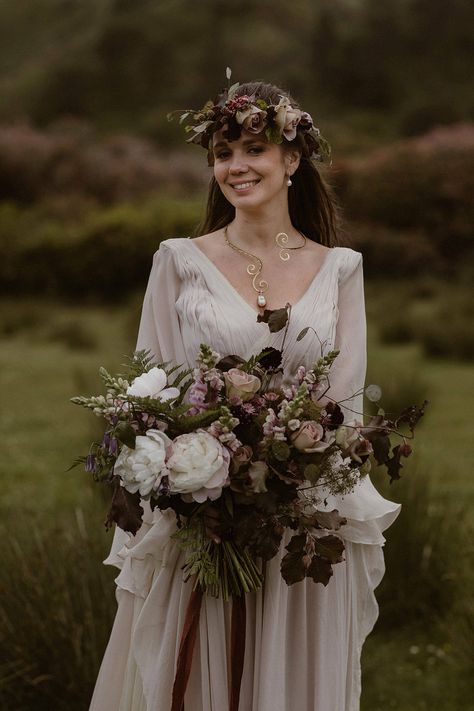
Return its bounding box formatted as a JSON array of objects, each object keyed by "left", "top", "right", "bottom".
[{"left": 215, "top": 146, "right": 263, "bottom": 160}]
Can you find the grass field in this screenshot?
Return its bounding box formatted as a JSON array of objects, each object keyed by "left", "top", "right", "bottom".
[{"left": 0, "top": 290, "right": 472, "bottom": 709}]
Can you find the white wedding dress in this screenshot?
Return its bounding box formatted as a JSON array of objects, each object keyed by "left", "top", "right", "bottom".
[{"left": 89, "top": 237, "right": 400, "bottom": 711}]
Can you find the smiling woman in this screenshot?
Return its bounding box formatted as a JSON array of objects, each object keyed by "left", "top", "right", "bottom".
[{"left": 89, "top": 72, "right": 401, "bottom": 711}]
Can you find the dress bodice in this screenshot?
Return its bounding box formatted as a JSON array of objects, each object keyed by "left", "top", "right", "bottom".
[{"left": 136, "top": 237, "right": 365, "bottom": 408}]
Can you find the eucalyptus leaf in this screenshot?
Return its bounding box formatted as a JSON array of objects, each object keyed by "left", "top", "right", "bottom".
[
  {"left": 227, "top": 81, "right": 240, "bottom": 99},
  {"left": 296, "top": 327, "right": 310, "bottom": 342}
]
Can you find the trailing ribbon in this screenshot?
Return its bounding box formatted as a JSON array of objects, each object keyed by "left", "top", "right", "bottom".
[
  {"left": 229, "top": 594, "right": 246, "bottom": 711},
  {"left": 170, "top": 586, "right": 247, "bottom": 711},
  {"left": 171, "top": 584, "right": 203, "bottom": 711}
]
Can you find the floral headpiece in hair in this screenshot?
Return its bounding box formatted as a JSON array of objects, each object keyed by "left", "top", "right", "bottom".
[{"left": 167, "top": 67, "right": 331, "bottom": 167}]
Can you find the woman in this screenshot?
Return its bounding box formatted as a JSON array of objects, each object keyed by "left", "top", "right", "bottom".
[{"left": 89, "top": 78, "right": 400, "bottom": 711}]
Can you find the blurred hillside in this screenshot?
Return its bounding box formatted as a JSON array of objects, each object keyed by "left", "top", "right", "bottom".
[{"left": 0, "top": 0, "right": 473, "bottom": 151}]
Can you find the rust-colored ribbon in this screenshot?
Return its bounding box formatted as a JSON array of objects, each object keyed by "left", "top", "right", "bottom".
[
  {"left": 171, "top": 586, "right": 247, "bottom": 711},
  {"left": 229, "top": 594, "right": 246, "bottom": 711},
  {"left": 171, "top": 584, "right": 203, "bottom": 711}
]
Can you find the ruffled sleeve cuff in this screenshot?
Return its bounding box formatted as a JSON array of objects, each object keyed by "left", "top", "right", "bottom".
[{"left": 318, "top": 474, "right": 401, "bottom": 545}]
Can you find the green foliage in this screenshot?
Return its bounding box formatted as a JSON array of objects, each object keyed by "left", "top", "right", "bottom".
[
  {"left": 417, "top": 290, "right": 474, "bottom": 361},
  {"left": 0, "top": 196, "right": 202, "bottom": 300},
  {"left": 1, "top": 0, "right": 473, "bottom": 136},
  {"left": 0, "top": 508, "right": 116, "bottom": 710},
  {"left": 374, "top": 465, "right": 467, "bottom": 629},
  {"left": 367, "top": 280, "right": 474, "bottom": 363}
]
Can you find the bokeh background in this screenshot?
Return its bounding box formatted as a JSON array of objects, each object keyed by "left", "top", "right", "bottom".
[{"left": 1, "top": 1, "right": 473, "bottom": 709}]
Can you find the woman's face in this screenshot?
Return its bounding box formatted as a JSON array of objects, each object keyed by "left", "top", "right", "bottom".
[{"left": 211, "top": 127, "right": 298, "bottom": 209}]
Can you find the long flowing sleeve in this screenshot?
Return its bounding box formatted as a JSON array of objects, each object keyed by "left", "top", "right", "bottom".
[
  {"left": 104, "top": 240, "right": 186, "bottom": 571},
  {"left": 328, "top": 250, "right": 367, "bottom": 423},
  {"left": 319, "top": 249, "right": 401, "bottom": 544},
  {"left": 135, "top": 242, "right": 187, "bottom": 368}
]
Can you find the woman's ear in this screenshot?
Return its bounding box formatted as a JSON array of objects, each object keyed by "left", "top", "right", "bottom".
[{"left": 285, "top": 148, "right": 301, "bottom": 175}]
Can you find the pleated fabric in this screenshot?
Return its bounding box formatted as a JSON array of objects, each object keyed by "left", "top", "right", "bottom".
[{"left": 89, "top": 237, "right": 401, "bottom": 711}]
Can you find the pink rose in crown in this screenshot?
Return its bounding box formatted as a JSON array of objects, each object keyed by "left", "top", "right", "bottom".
[
  {"left": 238, "top": 106, "right": 268, "bottom": 133},
  {"left": 273, "top": 96, "right": 302, "bottom": 141}
]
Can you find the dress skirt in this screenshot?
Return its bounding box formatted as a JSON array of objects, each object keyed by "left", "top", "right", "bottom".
[{"left": 90, "top": 494, "right": 400, "bottom": 711}]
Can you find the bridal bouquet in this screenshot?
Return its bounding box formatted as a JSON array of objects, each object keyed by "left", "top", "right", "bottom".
[{"left": 71, "top": 309, "right": 426, "bottom": 600}]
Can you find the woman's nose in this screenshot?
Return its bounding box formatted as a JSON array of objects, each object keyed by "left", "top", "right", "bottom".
[{"left": 228, "top": 154, "right": 248, "bottom": 173}]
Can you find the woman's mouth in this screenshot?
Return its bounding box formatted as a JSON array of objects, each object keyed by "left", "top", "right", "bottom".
[{"left": 230, "top": 179, "right": 261, "bottom": 193}]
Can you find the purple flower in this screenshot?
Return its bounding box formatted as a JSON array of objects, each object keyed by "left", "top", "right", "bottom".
[{"left": 85, "top": 454, "right": 96, "bottom": 473}]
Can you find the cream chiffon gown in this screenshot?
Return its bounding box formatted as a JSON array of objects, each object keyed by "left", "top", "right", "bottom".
[{"left": 89, "top": 237, "right": 400, "bottom": 711}]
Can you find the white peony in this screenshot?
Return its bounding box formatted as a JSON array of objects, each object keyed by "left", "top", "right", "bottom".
[
  {"left": 167, "top": 430, "right": 230, "bottom": 503},
  {"left": 115, "top": 429, "right": 172, "bottom": 497},
  {"left": 127, "top": 367, "right": 179, "bottom": 401}
]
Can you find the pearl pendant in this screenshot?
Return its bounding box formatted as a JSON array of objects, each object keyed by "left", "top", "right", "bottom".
[{"left": 257, "top": 292, "right": 267, "bottom": 308}]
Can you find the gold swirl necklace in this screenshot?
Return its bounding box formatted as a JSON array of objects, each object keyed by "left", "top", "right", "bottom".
[{"left": 224, "top": 224, "right": 307, "bottom": 309}]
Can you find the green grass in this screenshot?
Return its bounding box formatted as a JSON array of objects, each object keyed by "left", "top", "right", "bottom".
[
  {"left": 361, "top": 626, "right": 474, "bottom": 711},
  {"left": 0, "top": 299, "right": 138, "bottom": 512}
]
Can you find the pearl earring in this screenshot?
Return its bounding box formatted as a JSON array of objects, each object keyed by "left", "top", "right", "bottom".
[{"left": 286, "top": 175, "right": 292, "bottom": 187}]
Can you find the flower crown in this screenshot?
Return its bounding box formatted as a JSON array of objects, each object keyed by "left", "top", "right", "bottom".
[{"left": 167, "top": 68, "right": 331, "bottom": 167}]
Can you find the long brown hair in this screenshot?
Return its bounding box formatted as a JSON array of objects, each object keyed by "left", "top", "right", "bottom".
[{"left": 195, "top": 81, "right": 344, "bottom": 246}]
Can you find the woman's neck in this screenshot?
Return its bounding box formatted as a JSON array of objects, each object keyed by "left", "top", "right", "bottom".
[{"left": 227, "top": 209, "right": 298, "bottom": 251}]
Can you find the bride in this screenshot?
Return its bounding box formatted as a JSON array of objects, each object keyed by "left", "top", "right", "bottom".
[{"left": 89, "top": 75, "right": 400, "bottom": 711}]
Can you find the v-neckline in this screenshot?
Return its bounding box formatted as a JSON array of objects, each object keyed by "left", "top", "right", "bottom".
[{"left": 185, "top": 237, "right": 337, "bottom": 318}]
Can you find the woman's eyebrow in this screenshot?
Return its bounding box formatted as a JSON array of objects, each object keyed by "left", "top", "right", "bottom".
[{"left": 213, "top": 138, "right": 265, "bottom": 150}]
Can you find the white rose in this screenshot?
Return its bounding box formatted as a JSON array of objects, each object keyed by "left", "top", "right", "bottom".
[
  {"left": 167, "top": 430, "right": 230, "bottom": 503},
  {"left": 127, "top": 367, "right": 179, "bottom": 401},
  {"left": 115, "top": 429, "right": 172, "bottom": 497}
]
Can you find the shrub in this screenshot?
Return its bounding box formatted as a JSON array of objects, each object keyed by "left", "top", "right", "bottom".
[
  {"left": 0, "top": 122, "right": 207, "bottom": 204},
  {"left": 349, "top": 222, "right": 441, "bottom": 279},
  {"left": 0, "top": 196, "right": 203, "bottom": 300},
  {"left": 416, "top": 290, "right": 474, "bottom": 361},
  {"left": 343, "top": 124, "right": 474, "bottom": 262},
  {"left": 47, "top": 320, "right": 97, "bottom": 350}
]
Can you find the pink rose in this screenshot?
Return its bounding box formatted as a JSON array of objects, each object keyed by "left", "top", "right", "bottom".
[
  {"left": 224, "top": 368, "right": 261, "bottom": 402},
  {"left": 230, "top": 444, "right": 253, "bottom": 474},
  {"left": 291, "top": 420, "right": 334, "bottom": 453},
  {"left": 336, "top": 422, "right": 373, "bottom": 464}
]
